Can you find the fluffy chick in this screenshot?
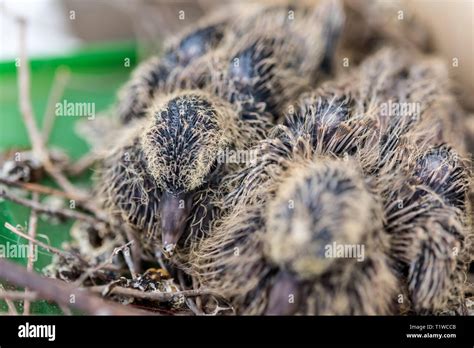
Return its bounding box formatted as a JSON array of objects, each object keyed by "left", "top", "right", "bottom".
[
  {"left": 190, "top": 0, "right": 345, "bottom": 122},
  {"left": 304, "top": 47, "right": 472, "bottom": 314},
  {"left": 190, "top": 46, "right": 471, "bottom": 315},
  {"left": 190, "top": 137, "right": 398, "bottom": 315},
  {"left": 383, "top": 144, "right": 471, "bottom": 314},
  {"left": 338, "top": 0, "right": 432, "bottom": 66},
  {"left": 116, "top": 10, "right": 231, "bottom": 124},
  {"left": 295, "top": 46, "right": 472, "bottom": 314},
  {"left": 340, "top": 47, "right": 471, "bottom": 313},
  {"left": 189, "top": 80, "right": 394, "bottom": 314},
  {"left": 117, "top": 0, "right": 345, "bottom": 126},
  {"left": 264, "top": 159, "right": 397, "bottom": 315},
  {"left": 96, "top": 90, "right": 264, "bottom": 259}
]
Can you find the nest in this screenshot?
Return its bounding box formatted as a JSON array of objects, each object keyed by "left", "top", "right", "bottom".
[{"left": 0, "top": 0, "right": 472, "bottom": 316}]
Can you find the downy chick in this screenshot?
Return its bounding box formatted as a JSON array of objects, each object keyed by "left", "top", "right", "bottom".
[
  {"left": 96, "top": 0, "right": 346, "bottom": 260},
  {"left": 116, "top": 9, "right": 231, "bottom": 124},
  {"left": 187, "top": 0, "right": 345, "bottom": 123},
  {"left": 96, "top": 90, "right": 260, "bottom": 258},
  {"left": 190, "top": 134, "right": 398, "bottom": 315},
  {"left": 301, "top": 46, "right": 472, "bottom": 314},
  {"left": 190, "top": 46, "right": 471, "bottom": 315}
]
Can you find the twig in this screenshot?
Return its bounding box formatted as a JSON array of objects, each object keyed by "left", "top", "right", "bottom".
[
  {"left": 204, "top": 302, "right": 235, "bottom": 316},
  {"left": 0, "top": 258, "right": 151, "bottom": 315},
  {"left": 154, "top": 250, "right": 169, "bottom": 273},
  {"left": 42, "top": 66, "right": 71, "bottom": 143},
  {"left": 66, "top": 152, "right": 98, "bottom": 176},
  {"left": 24, "top": 192, "right": 39, "bottom": 315},
  {"left": 59, "top": 303, "right": 73, "bottom": 315},
  {"left": 0, "top": 283, "right": 18, "bottom": 315},
  {"left": 0, "top": 177, "right": 71, "bottom": 199},
  {"left": 88, "top": 285, "right": 220, "bottom": 302},
  {"left": 123, "top": 225, "right": 141, "bottom": 275},
  {"left": 0, "top": 188, "right": 106, "bottom": 225},
  {"left": 16, "top": 17, "right": 86, "bottom": 202},
  {"left": 178, "top": 270, "right": 203, "bottom": 315},
  {"left": 17, "top": 17, "right": 45, "bottom": 161},
  {"left": 4, "top": 222, "right": 85, "bottom": 264},
  {"left": 72, "top": 241, "right": 133, "bottom": 287},
  {"left": 193, "top": 275, "right": 203, "bottom": 312},
  {"left": 0, "top": 290, "right": 38, "bottom": 302}
]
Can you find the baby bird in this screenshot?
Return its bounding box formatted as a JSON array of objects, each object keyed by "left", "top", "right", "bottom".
[
  {"left": 95, "top": 0, "right": 347, "bottom": 260},
  {"left": 383, "top": 144, "right": 471, "bottom": 314},
  {"left": 265, "top": 159, "right": 397, "bottom": 315},
  {"left": 289, "top": 47, "right": 472, "bottom": 314},
  {"left": 336, "top": 47, "right": 472, "bottom": 313},
  {"left": 191, "top": 0, "right": 345, "bottom": 122},
  {"left": 96, "top": 90, "right": 259, "bottom": 257},
  {"left": 188, "top": 81, "right": 392, "bottom": 314},
  {"left": 321, "top": 48, "right": 471, "bottom": 314},
  {"left": 338, "top": 0, "right": 431, "bottom": 66},
  {"left": 116, "top": 10, "right": 231, "bottom": 124},
  {"left": 190, "top": 133, "right": 398, "bottom": 315}
]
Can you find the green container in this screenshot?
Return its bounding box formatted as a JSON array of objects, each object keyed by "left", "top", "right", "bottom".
[{"left": 0, "top": 41, "right": 138, "bottom": 314}]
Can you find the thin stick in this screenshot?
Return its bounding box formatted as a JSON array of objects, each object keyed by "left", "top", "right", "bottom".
[
  {"left": 42, "top": 66, "right": 71, "bottom": 143},
  {"left": 67, "top": 152, "right": 98, "bottom": 176},
  {"left": 59, "top": 303, "right": 73, "bottom": 315},
  {"left": 193, "top": 275, "right": 203, "bottom": 312},
  {"left": 178, "top": 270, "right": 203, "bottom": 315},
  {"left": 0, "top": 184, "right": 105, "bottom": 229},
  {"left": 0, "top": 188, "right": 106, "bottom": 225},
  {"left": 4, "top": 222, "right": 84, "bottom": 263},
  {"left": 0, "top": 177, "right": 71, "bottom": 199},
  {"left": 0, "top": 258, "right": 151, "bottom": 315},
  {"left": 17, "top": 17, "right": 45, "bottom": 161},
  {"left": 89, "top": 284, "right": 219, "bottom": 302},
  {"left": 24, "top": 192, "right": 39, "bottom": 315},
  {"left": 0, "top": 283, "right": 18, "bottom": 315},
  {"left": 154, "top": 250, "right": 169, "bottom": 273},
  {"left": 0, "top": 290, "right": 38, "bottom": 301},
  {"left": 16, "top": 18, "right": 86, "bottom": 202},
  {"left": 72, "top": 241, "right": 133, "bottom": 287},
  {"left": 122, "top": 244, "right": 137, "bottom": 280}
]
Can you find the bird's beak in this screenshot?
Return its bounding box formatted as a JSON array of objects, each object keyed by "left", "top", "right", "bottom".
[
  {"left": 160, "top": 191, "right": 194, "bottom": 256},
  {"left": 265, "top": 271, "right": 301, "bottom": 316}
]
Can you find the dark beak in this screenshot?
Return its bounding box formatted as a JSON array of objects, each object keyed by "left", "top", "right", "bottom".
[
  {"left": 160, "top": 191, "right": 194, "bottom": 256},
  {"left": 265, "top": 271, "right": 301, "bottom": 316}
]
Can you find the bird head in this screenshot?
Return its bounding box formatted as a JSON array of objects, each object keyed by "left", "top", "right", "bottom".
[
  {"left": 263, "top": 159, "right": 379, "bottom": 314},
  {"left": 141, "top": 91, "right": 234, "bottom": 254}
]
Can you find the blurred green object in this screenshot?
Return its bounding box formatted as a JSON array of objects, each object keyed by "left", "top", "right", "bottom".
[{"left": 0, "top": 41, "right": 137, "bottom": 314}]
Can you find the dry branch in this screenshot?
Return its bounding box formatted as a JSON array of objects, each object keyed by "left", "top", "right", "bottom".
[
  {"left": 88, "top": 284, "right": 220, "bottom": 302},
  {"left": 0, "top": 177, "right": 71, "bottom": 199},
  {"left": 42, "top": 66, "right": 71, "bottom": 143},
  {"left": 0, "top": 290, "right": 38, "bottom": 301},
  {"left": 0, "top": 188, "right": 105, "bottom": 225},
  {"left": 72, "top": 241, "right": 133, "bottom": 287},
  {"left": 0, "top": 283, "right": 18, "bottom": 315},
  {"left": 16, "top": 18, "right": 87, "bottom": 202},
  {"left": 4, "top": 222, "right": 85, "bottom": 264},
  {"left": 66, "top": 152, "right": 98, "bottom": 176},
  {"left": 24, "top": 192, "right": 39, "bottom": 315},
  {"left": 0, "top": 258, "right": 151, "bottom": 315}
]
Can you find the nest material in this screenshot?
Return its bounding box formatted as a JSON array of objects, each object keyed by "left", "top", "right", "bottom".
[{"left": 189, "top": 45, "right": 472, "bottom": 315}]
